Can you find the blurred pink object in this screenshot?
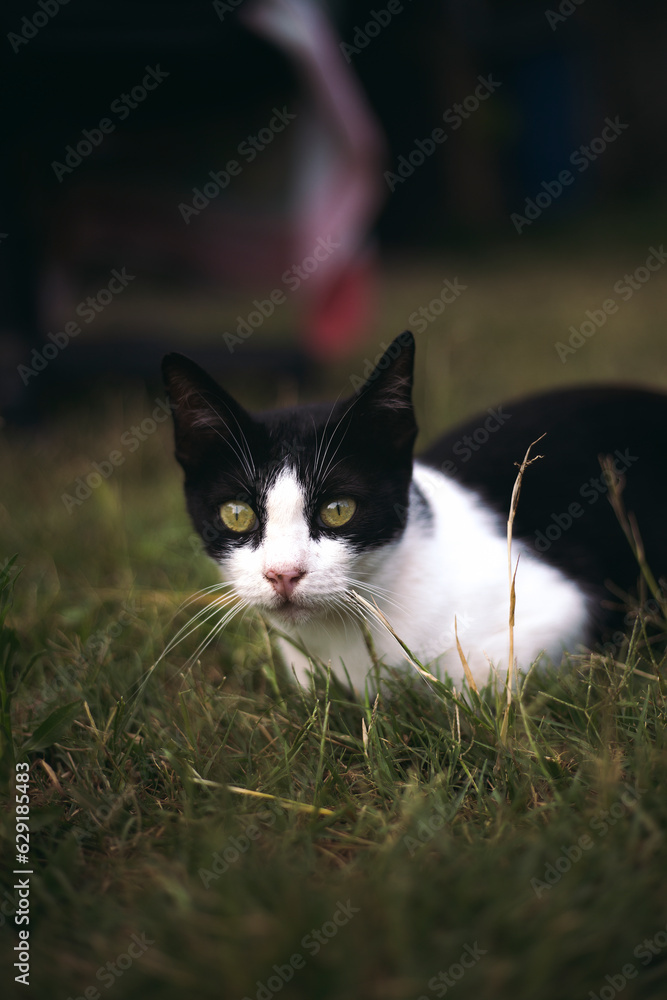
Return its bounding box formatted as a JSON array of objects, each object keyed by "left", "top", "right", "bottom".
[{"left": 243, "top": 0, "right": 387, "bottom": 359}]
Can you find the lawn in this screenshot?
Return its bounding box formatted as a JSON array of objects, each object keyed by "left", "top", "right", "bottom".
[{"left": 2, "top": 236, "right": 667, "bottom": 1000}]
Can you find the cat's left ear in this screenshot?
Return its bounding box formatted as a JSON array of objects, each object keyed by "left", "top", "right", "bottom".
[
  {"left": 354, "top": 331, "right": 418, "bottom": 452},
  {"left": 161, "top": 352, "right": 258, "bottom": 470}
]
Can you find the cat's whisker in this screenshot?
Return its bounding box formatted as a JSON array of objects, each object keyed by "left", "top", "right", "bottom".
[
  {"left": 171, "top": 586, "right": 238, "bottom": 625},
  {"left": 213, "top": 404, "right": 257, "bottom": 481},
  {"left": 186, "top": 581, "right": 235, "bottom": 595},
  {"left": 344, "top": 590, "right": 440, "bottom": 691},
  {"left": 143, "top": 589, "right": 240, "bottom": 675},
  {"left": 311, "top": 393, "right": 347, "bottom": 483},
  {"left": 184, "top": 600, "right": 248, "bottom": 666},
  {"left": 345, "top": 578, "right": 409, "bottom": 618},
  {"left": 317, "top": 455, "right": 348, "bottom": 483},
  {"left": 342, "top": 599, "right": 375, "bottom": 632},
  {"left": 311, "top": 413, "right": 324, "bottom": 482},
  {"left": 178, "top": 581, "right": 236, "bottom": 612},
  {"left": 298, "top": 595, "right": 369, "bottom": 661},
  {"left": 162, "top": 331, "right": 667, "bottom": 698},
  {"left": 186, "top": 391, "right": 250, "bottom": 474},
  {"left": 314, "top": 391, "right": 364, "bottom": 484},
  {"left": 182, "top": 601, "right": 245, "bottom": 663},
  {"left": 345, "top": 589, "right": 403, "bottom": 616},
  {"left": 345, "top": 577, "right": 405, "bottom": 602},
  {"left": 162, "top": 594, "right": 240, "bottom": 656},
  {"left": 345, "top": 576, "right": 404, "bottom": 599},
  {"left": 325, "top": 595, "right": 358, "bottom": 637},
  {"left": 123, "top": 595, "right": 245, "bottom": 704},
  {"left": 318, "top": 423, "right": 352, "bottom": 484},
  {"left": 327, "top": 592, "right": 378, "bottom": 645},
  {"left": 194, "top": 393, "right": 256, "bottom": 483},
  {"left": 320, "top": 376, "right": 384, "bottom": 480}
]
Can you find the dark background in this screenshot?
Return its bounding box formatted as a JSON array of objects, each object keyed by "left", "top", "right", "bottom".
[{"left": 1, "top": 0, "right": 666, "bottom": 421}]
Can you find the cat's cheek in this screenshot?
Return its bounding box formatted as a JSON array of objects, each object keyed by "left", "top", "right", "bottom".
[
  {"left": 216, "top": 549, "right": 275, "bottom": 606},
  {"left": 297, "top": 536, "right": 358, "bottom": 602},
  {"left": 216, "top": 536, "right": 356, "bottom": 612}
]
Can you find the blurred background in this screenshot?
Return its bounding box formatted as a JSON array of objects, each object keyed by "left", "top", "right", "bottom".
[
  {"left": 2, "top": 6, "right": 667, "bottom": 995},
  {"left": 1, "top": 0, "right": 666, "bottom": 433}
]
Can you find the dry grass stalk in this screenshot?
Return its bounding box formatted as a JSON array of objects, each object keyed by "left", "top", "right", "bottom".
[
  {"left": 347, "top": 591, "right": 440, "bottom": 685},
  {"left": 600, "top": 454, "right": 663, "bottom": 605},
  {"left": 502, "top": 435, "right": 545, "bottom": 739},
  {"left": 454, "top": 615, "right": 478, "bottom": 693}
]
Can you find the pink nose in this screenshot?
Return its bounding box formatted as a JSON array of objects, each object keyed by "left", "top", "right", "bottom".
[{"left": 264, "top": 568, "right": 306, "bottom": 599}]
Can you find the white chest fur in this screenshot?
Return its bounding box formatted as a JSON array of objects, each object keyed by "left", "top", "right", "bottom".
[{"left": 274, "top": 463, "right": 592, "bottom": 691}]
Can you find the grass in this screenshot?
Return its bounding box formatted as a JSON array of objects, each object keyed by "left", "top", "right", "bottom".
[{"left": 2, "top": 244, "right": 667, "bottom": 999}]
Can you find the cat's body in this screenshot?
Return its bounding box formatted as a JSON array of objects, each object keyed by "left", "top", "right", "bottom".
[
  {"left": 163, "top": 333, "right": 667, "bottom": 690},
  {"left": 269, "top": 461, "right": 591, "bottom": 689}
]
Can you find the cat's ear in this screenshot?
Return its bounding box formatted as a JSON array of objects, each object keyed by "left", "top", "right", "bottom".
[
  {"left": 161, "top": 353, "right": 257, "bottom": 470},
  {"left": 354, "top": 331, "right": 418, "bottom": 452}
]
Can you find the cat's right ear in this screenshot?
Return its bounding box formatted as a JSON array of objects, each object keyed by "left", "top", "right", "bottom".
[
  {"left": 161, "top": 353, "right": 255, "bottom": 470},
  {"left": 353, "top": 330, "right": 418, "bottom": 454}
]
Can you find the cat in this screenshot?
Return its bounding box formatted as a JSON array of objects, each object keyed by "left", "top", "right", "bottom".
[{"left": 162, "top": 331, "right": 667, "bottom": 691}]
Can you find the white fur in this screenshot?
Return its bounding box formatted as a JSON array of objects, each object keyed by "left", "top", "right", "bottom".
[
  {"left": 219, "top": 463, "right": 593, "bottom": 692},
  {"left": 222, "top": 469, "right": 353, "bottom": 621}
]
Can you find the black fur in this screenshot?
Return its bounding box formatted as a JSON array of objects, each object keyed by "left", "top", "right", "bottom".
[
  {"left": 164, "top": 332, "right": 667, "bottom": 643},
  {"left": 423, "top": 385, "right": 667, "bottom": 633},
  {"left": 162, "top": 334, "right": 418, "bottom": 559}
]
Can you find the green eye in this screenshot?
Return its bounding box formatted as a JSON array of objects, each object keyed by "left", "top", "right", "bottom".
[
  {"left": 320, "top": 498, "right": 357, "bottom": 528},
  {"left": 220, "top": 501, "right": 257, "bottom": 533}
]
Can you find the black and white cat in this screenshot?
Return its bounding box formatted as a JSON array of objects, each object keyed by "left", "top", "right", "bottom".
[{"left": 162, "top": 332, "right": 667, "bottom": 690}]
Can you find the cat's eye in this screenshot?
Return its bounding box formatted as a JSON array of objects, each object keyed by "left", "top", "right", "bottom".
[
  {"left": 320, "top": 498, "right": 357, "bottom": 528},
  {"left": 219, "top": 501, "right": 257, "bottom": 533}
]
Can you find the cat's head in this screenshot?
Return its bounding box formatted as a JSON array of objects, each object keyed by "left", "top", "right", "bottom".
[{"left": 162, "top": 332, "right": 418, "bottom": 625}]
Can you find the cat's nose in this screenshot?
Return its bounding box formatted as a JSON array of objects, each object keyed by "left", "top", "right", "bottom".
[{"left": 264, "top": 568, "right": 306, "bottom": 599}]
